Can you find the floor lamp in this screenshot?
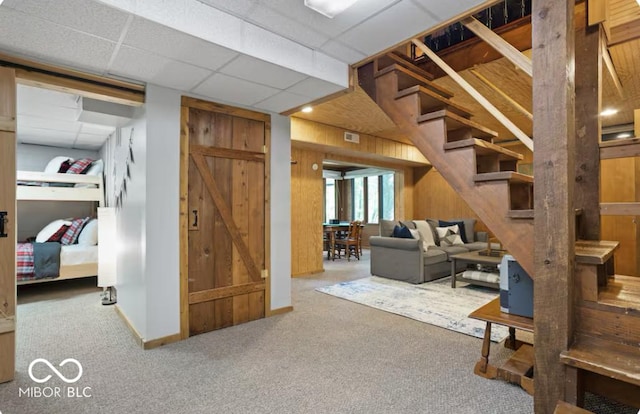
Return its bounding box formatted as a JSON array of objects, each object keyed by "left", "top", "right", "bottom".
[{"left": 98, "top": 207, "right": 117, "bottom": 305}]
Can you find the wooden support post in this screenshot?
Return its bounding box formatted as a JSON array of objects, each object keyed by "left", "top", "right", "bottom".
[
  {"left": 575, "top": 20, "right": 602, "bottom": 241},
  {"left": 532, "top": 0, "right": 576, "bottom": 412}
]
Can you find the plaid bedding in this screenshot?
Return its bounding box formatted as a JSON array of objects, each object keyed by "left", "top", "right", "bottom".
[{"left": 17, "top": 243, "right": 35, "bottom": 281}]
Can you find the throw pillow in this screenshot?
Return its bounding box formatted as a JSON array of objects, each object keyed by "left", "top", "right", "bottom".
[
  {"left": 66, "top": 158, "right": 95, "bottom": 175},
  {"left": 439, "top": 220, "right": 468, "bottom": 243},
  {"left": 47, "top": 225, "right": 70, "bottom": 242},
  {"left": 35, "top": 219, "right": 73, "bottom": 243},
  {"left": 44, "top": 156, "right": 73, "bottom": 174},
  {"left": 436, "top": 225, "right": 464, "bottom": 246},
  {"left": 77, "top": 218, "right": 98, "bottom": 246},
  {"left": 408, "top": 229, "right": 420, "bottom": 240},
  {"left": 392, "top": 225, "right": 413, "bottom": 239},
  {"left": 413, "top": 220, "right": 436, "bottom": 251},
  {"left": 60, "top": 217, "right": 91, "bottom": 245},
  {"left": 57, "top": 159, "right": 74, "bottom": 173}
]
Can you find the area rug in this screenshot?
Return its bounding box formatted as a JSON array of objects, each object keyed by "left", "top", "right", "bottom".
[{"left": 316, "top": 276, "right": 508, "bottom": 342}]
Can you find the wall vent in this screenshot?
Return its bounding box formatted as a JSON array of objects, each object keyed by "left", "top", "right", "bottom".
[{"left": 344, "top": 131, "right": 360, "bottom": 143}]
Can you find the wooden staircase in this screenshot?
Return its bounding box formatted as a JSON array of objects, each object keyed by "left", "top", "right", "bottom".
[
  {"left": 358, "top": 55, "right": 534, "bottom": 276},
  {"left": 358, "top": 52, "right": 640, "bottom": 409}
]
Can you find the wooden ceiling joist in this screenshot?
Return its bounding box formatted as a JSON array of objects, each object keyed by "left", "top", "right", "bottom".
[
  {"left": 461, "top": 16, "right": 532, "bottom": 77},
  {"left": 413, "top": 38, "right": 534, "bottom": 151}
]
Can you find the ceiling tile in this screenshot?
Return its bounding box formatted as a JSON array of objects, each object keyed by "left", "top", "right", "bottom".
[
  {"left": 319, "top": 40, "right": 367, "bottom": 64},
  {"left": 339, "top": 1, "right": 437, "bottom": 55},
  {"left": 311, "top": 52, "right": 349, "bottom": 87},
  {"left": 124, "top": 18, "right": 238, "bottom": 70},
  {"left": 412, "top": 0, "right": 484, "bottom": 20},
  {"left": 17, "top": 85, "right": 78, "bottom": 109},
  {"left": 0, "top": 8, "right": 115, "bottom": 73},
  {"left": 254, "top": 91, "right": 313, "bottom": 113},
  {"left": 243, "top": 23, "right": 314, "bottom": 76},
  {"left": 286, "top": 77, "right": 345, "bottom": 99},
  {"left": 152, "top": 61, "right": 212, "bottom": 91},
  {"left": 183, "top": 1, "right": 244, "bottom": 51},
  {"left": 219, "top": 55, "right": 307, "bottom": 89},
  {"left": 18, "top": 126, "right": 78, "bottom": 142},
  {"left": 196, "top": 0, "right": 259, "bottom": 17},
  {"left": 76, "top": 132, "right": 111, "bottom": 142},
  {"left": 247, "top": 5, "right": 330, "bottom": 48},
  {"left": 18, "top": 116, "right": 81, "bottom": 133},
  {"left": 3, "top": 0, "right": 130, "bottom": 41},
  {"left": 80, "top": 123, "right": 116, "bottom": 135},
  {"left": 192, "top": 73, "right": 280, "bottom": 106},
  {"left": 108, "top": 46, "right": 169, "bottom": 81}
]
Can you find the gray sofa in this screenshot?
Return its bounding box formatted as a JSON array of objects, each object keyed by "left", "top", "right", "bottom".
[{"left": 370, "top": 218, "right": 489, "bottom": 284}]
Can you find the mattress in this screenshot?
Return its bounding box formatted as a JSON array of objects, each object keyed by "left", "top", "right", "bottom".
[{"left": 60, "top": 244, "right": 98, "bottom": 266}]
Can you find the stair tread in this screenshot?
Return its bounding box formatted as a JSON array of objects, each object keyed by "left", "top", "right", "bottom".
[
  {"left": 508, "top": 209, "right": 534, "bottom": 219},
  {"left": 598, "top": 275, "right": 640, "bottom": 308},
  {"left": 575, "top": 240, "right": 619, "bottom": 265},
  {"left": 474, "top": 171, "right": 534, "bottom": 183},
  {"left": 377, "top": 51, "right": 435, "bottom": 80},
  {"left": 418, "top": 109, "right": 498, "bottom": 139},
  {"left": 397, "top": 85, "right": 471, "bottom": 118},
  {"left": 560, "top": 334, "right": 640, "bottom": 387},
  {"left": 554, "top": 401, "right": 593, "bottom": 414},
  {"left": 375, "top": 64, "right": 454, "bottom": 98},
  {"left": 443, "top": 138, "right": 524, "bottom": 159}
]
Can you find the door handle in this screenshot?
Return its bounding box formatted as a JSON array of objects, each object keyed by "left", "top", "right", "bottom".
[
  {"left": 0, "top": 211, "right": 7, "bottom": 238},
  {"left": 192, "top": 209, "right": 198, "bottom": 228}
]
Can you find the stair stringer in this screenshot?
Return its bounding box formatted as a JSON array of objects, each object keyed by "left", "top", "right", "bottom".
[{"left": 374, "top": 71, "right": 534, "bottom": 276}]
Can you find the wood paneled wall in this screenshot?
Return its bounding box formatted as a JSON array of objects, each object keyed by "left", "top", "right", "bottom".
[
  {"left": 291, "top": 147, "right": 324, "bottom": 277},
  {"left": 600, "top": 157, "right": 640, "bottom": 276}
]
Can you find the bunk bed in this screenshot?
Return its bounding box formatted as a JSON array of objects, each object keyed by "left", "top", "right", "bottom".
[{"left": 16, "top": 168, "right": 104, "bottom": 285}]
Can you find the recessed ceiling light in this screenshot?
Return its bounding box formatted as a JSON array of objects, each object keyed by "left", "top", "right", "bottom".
[
  {"left": 616, "top": 133, "right": 632, "bottom": 139},
  {"left": 304, "top": 0, "right": 358, "bottom": 18},
  {"left": 600, "top": 108, "right": 618, "bottom": 116},
  {"left": 301, "top": 106, "right": 313, "bottom": 113}
]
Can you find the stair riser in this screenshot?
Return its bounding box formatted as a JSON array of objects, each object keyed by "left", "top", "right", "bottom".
[
  {"left": 477, "top": 155, "right": 518, "bottom": 174},
  {"left": 510, "top": 182, "right": 534, "bottom": 210},
  {"left": 576, "top": 305, "right": 640, "bottom": 347}
]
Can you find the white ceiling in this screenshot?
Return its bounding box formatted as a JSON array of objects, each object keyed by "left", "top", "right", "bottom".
[{"left": 0, "top": 0, "right": 487, "bottom": 149}]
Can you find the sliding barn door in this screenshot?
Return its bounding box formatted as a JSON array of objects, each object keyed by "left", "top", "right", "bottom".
[
  {"left": 183, "top": 98, "right": 268, "bottom": 336},
  {"left": 0, "top": 67, "right": 16, "bottom": 383}
]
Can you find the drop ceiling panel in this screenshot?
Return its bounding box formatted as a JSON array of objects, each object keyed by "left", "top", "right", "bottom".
[
  {"left": 183, "top": 1, "right": 244, "bottom": 51},
  {"left": 17, "top": 85, "right": 78, "bottom": 109},
  {"left": 18, "top": 127, "right": 78, "bottom": 142},
  {"left": 196, "top": 0, "right": 259, "bottom": 16},
  {"left": 192, "top": 73, "right": 280, "bottom": 106},
  {"left": 412, "top": 0, "right": 484, "bottom": 20},
  {"left": 0, "top": 8, "right": 116, "bottom": 73},
  {"left": 243, "top": 24, "right": 315, "bottom": 76},
  {"left": 153, "top": 60, "right": 212, "bottom": 91},
  {"left": 18, "top": 116, "right": 81, "bottom": 133},
  {"left": 2, "top": 0, "right": 130, "bottom": 41},
  {"left": 286, "top": 77, "right": 345, "bottom": 98},
  {"left": 219, "top": 55, "right": 308, "bottom": 89},
  {"left": 80, "top": 123, "right": 116, "bottom": 135},
  {"left": 247, "top": 5, "right": 330, "bottom": 48},
  {"left": 339, "top": 1, "right": 438, "bottom": 55},
  {"left": 124, "top": 18, "right": 238, "bottom": 70},
  {"left": 319, "top": 40, "right": 367, "bottom": 64},
  {"left": 134, "top": 0, "right": 188, "bottom": 28},
  {"left": 254, "top": 91, "right": 313, "bottom": 113},
  {"left": 108, "top": 45, "right": 168, "bottom": 81}
]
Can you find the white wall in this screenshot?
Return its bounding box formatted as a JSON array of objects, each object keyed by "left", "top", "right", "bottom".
[
  {"left": 16, "top": 144, "right": 99, "bottom": 241},
  {"left": 144, "top": 85, "right": 180, "bottom": 340},
  {"left": 270, "top": 114, "right": 292, "bottom": 310}
]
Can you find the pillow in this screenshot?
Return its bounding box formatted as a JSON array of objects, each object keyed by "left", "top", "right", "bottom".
[
  {"left": 380, "top": 219, "right": 398, "bottom": 237},
  {"left": 35, "top": 219, "right": 73, "bottom": 243},
  {"left": 66, "top": 158, "right": 94, "bottom": 175},
  {"left": 77, "top": 218, "right": 98, "bottom": 246},
  {"left": 44, "top": 156, "right": 73, "bottom": 174},
  {"left": 413, "top": 220, "right": 436, "bottom": 251},
  {"left": 84, "top": 159, "right": 104, "bottom": 176},
  {"left": 392, "top": 225, "right": 412, "bottom": 239},
  {"left": 57, "top": 159, "right": 74, "bottom": 173},
  {"left": 60, "top": 217, "right": 91, "bottom": 245},
  {"left": 439, "top": 220, "right": 469, "bottom": 243},
  {"left": 47, "top": 225, "right": 70, "bottom": 242},
  {"left": 408, "top": 229, "right": 420, "bottom": 240},
  {"left": 436, "top": 225, "right": 464, "bottom": 246}
]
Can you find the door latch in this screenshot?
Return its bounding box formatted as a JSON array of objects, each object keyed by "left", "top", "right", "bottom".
[
  {"left": 190, "top": 209, "right": 199, "bottom": 230},
  {"left": 0, "top": 211, "right": 7, "bottom": 238}
]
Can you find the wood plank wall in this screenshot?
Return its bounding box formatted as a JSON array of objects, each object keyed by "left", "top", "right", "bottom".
[{"left": 601, "top": 157, "right": 640, "bottom": 276}]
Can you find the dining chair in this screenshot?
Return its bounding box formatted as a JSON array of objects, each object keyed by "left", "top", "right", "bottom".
[
  {"left": 323, "top": 226, "right": 341, "bottom": 260},
  {"left": 335, "top": 221, "right": 362, "bottom": 261}
]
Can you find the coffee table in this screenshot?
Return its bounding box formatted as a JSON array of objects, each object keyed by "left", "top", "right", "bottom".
[{"left": 450, "top": 250, "right": 502, "bottom": 288}]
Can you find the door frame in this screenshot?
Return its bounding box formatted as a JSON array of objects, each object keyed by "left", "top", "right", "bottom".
[{"left": 179, "top": 96, "right": 272, "bottom": 339}]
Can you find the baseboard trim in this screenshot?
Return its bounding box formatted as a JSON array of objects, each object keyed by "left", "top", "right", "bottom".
[
  {"left": 114, "top": 305, "right": 183, "bottom": 350},
  {"left": 114, "top": 304, "right": 144, "bottom": 348},
  {"left": 268, "top": 306, "right": 293, "bottom": 316},
  {"left": 143, "top": 333, "right": 182, "bottom": 350}
]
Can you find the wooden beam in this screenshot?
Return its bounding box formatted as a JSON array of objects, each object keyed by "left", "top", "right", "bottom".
[
  {"left": 602, "top": 39, "right": 624, "bottom": 99},
  {"left": 532, "top": 0, "right": 576, "bottom": 412},
  {"left": 587, "top": 0, "right": 608, "bottom": 26},
  {"left": 0, "top": 317, "right": 15, "bottom": 335},
  {"left": 189, "top": 281, "right": 266, "bottom": 305},
  {"left": 575, "top": 21, "right": 602, "bottom": 240},
  {"left": 461, "top": 16, "right": 533, "bottom": 77},
  {"left": 600, "top": 202, "right": 640, "bottom": 215},
  {"left": 468, "top": 69, "right": 533, "bottom": 121},
  {"left": 412, "top": 38, "right": 534, "bottom": 151},
  {"left": 190, "top": 144, "right": 265, "bottom": 162}
]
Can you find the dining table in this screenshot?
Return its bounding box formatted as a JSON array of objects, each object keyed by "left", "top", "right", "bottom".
[{"left": 322, "top": 222, "right": 364, "bottom": 260}]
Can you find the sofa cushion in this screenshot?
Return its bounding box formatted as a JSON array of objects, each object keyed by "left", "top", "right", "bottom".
[
  {"left": 447, "top": 218, "right": 477, "bottom": 242},
  {"left": 392, "top": 225, "right": 413, "bottom": 239},
  {"left": 413, "top": 220, "right": 436, "bottom": 251},
  {"left": 423, "top": 248, "right": 448, "bottom": 265},
  {"left": 436, "top": 245, "right": 469, "bottom": 259},
  {"left": 380, "top": 219, "right": 398, "bottom": 237}
]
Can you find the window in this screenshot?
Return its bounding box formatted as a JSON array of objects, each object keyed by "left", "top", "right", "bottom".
[
  {"left": 352, "top": 177, "right": 364, "bottom": 221},
  {"left": 381, "top": 174, "right": 394, "bottom": 220},
  {"left": 347, "top": 172, "right": 394, "bottom": 224},
  {"left": 325, "top": 178, "right": 336, "bottom": 222},
  {"left": 367, "top": 176, "right": 379, "bottom": 223}
]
